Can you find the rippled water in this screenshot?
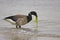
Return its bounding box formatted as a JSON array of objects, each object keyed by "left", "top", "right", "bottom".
[{"left": 0, "top": 20, "right": 60, "bottom": 40}]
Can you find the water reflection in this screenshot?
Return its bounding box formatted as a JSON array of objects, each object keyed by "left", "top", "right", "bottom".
[{"left": 0, "top": 20, "right": 60, "bottom": 40}]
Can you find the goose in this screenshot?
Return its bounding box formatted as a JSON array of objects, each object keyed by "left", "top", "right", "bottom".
[{"left": 4, "top": 11, "right": 38, "bottom": 28}]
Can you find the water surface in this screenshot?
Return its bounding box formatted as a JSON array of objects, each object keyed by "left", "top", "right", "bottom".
[{"left": 0, "top": 20, "right": 60, "bottom": 40}]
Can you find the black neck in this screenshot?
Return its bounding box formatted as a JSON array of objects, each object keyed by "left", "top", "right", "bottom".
[
  {"left": 27, "top": 14, "right": 32, "bottom": 22},
  {"left": 27, "top": 11, "right": 37, "bottom": 22}
]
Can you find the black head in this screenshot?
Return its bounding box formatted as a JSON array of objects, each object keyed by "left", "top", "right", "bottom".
[
  {"left": 28, "top": 11, "right": 38, "bottom": 23},
  {"left": 29, "top": 11, "right": 38, "bottom": 17}
]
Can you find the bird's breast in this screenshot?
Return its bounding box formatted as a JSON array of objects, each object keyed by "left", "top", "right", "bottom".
[{"left": 16, "top": 17, "right": 28, "bottom": 25}]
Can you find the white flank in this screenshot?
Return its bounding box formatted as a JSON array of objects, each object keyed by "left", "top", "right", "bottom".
[{"left": 5, "top": 19, "right": 16, "bottom": 25}]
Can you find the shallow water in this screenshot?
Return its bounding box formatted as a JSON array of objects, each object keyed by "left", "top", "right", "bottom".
[
  {"left": 0, "top": 20, "right": 60, "bottom": 40},
  {"left": 0, "top": 0, "right": 60, "bottom": 40}
]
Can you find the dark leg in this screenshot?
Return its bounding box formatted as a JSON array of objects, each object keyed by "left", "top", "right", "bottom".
[
  {"left": 16, "top": 25, "right": 18, "bottom": 28},
  {"left": 19, "top": 26, "right": 21, "bottom": 28}
]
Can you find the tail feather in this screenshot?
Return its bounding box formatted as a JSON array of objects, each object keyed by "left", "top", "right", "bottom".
[
  {"left": 4, "top": 16, "right": 12, "bottom": 20},
  {"left": 3, "top": 17, "right": 8, "bottom": 20}
]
